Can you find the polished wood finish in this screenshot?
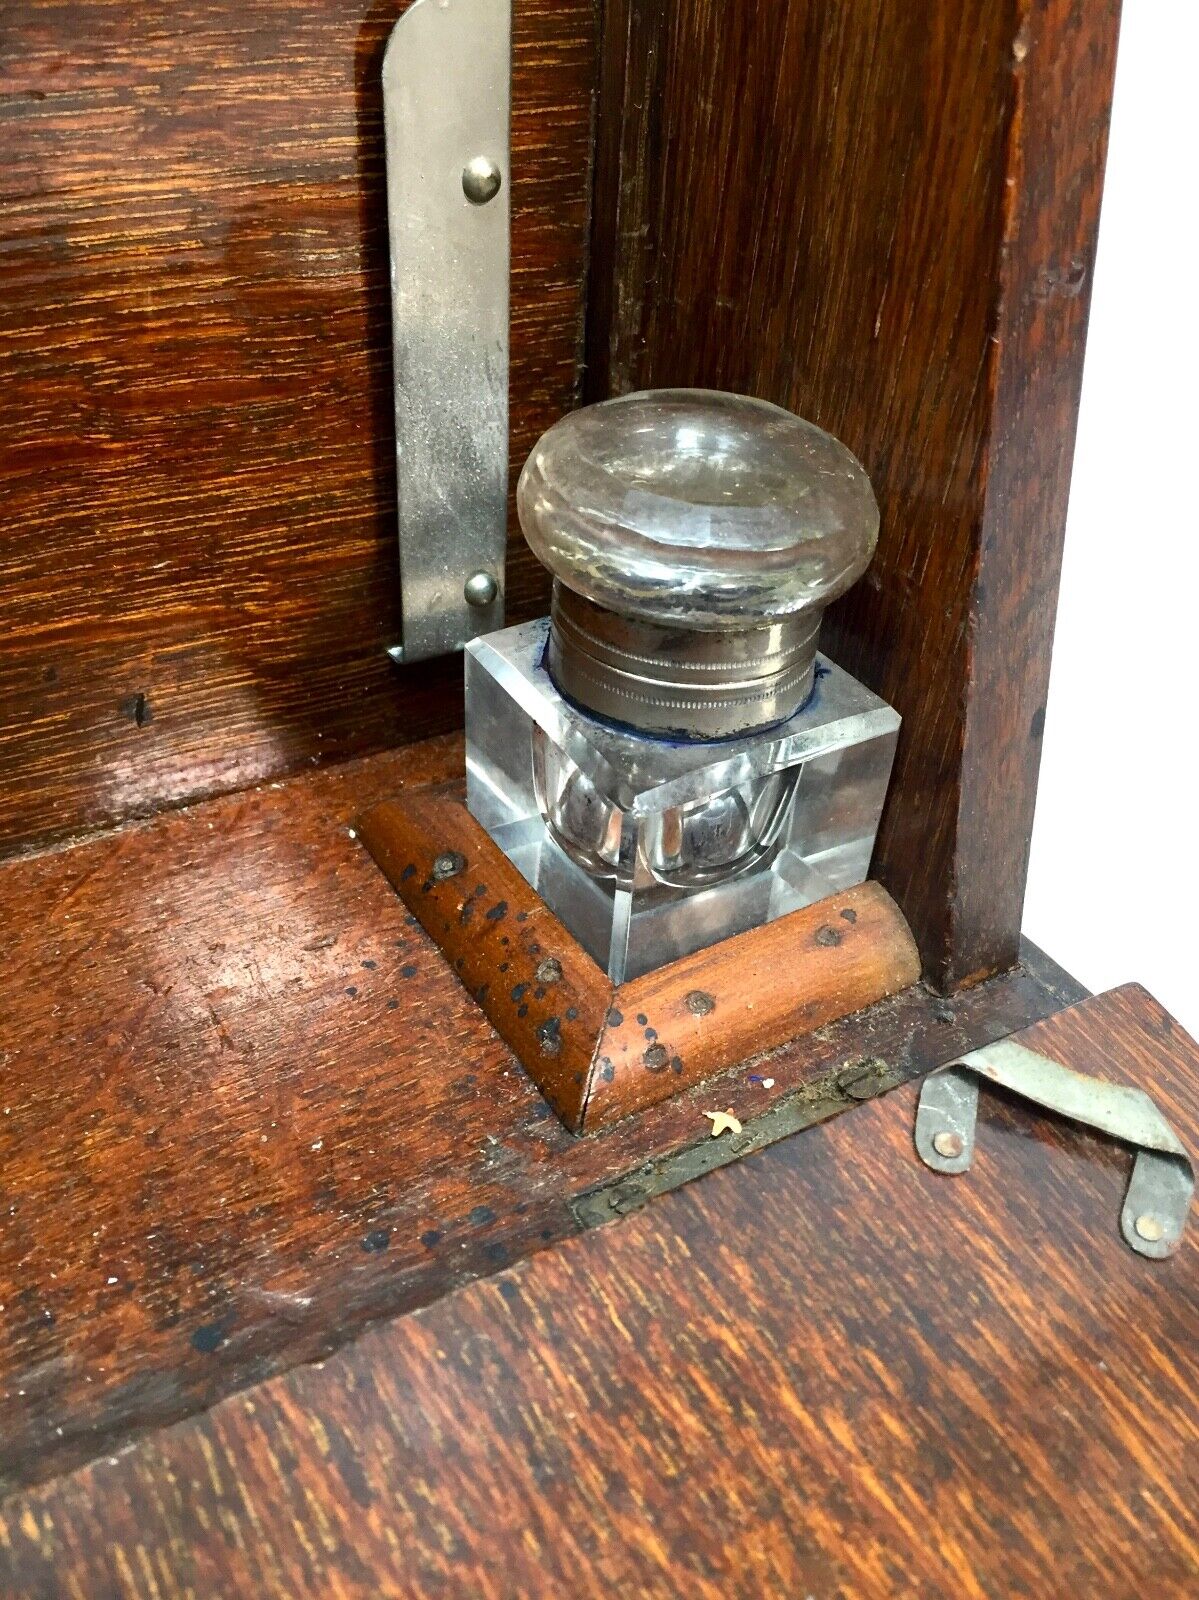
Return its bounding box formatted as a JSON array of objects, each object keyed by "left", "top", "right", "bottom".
[
  {"left": 0, "top": 737, "right": 1077, "bottom": 1497},
  {"left": 0, "top": 0, "right": 595, "bottom": 860},
  {"left": 587, "top": 0, "right": 1122, "bottom": 991},
  {"left": 2, "top": 984, "right": 1194, "bottom": 1597},
  {"left": 358, "top": 789, "right": 922, "bottom": 1130}
]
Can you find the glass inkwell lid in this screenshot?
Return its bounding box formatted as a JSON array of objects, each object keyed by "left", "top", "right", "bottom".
[
  {"left": 519, "top": 389, "right": 879, "bottom": 739},
  {"left": 465, "top": 389, "right": 898, "bottom": 983}
]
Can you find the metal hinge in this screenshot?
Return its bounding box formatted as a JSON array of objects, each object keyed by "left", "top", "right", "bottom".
[
  {"left": 915, "top": 1038, "right": 1194, "bottom": 1259},
  {"left": 382, "top": 0, "right": 511, "bottom": 664}
]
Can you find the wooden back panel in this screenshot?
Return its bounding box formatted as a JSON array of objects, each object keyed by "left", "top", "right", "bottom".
[
  {"left": 587, "top": 0, "right": 1121, "bottom": 988},
  {"left": 0, "top": 0, "right": 594, "bottom": 855}
]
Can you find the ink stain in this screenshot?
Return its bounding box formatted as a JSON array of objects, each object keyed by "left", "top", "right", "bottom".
[
  {"left": 361, "top": 1228, "right": 391, "bottom": 1254},
  {"left": 190, "top": 1317, "right": 233, "bottom": 1354}
]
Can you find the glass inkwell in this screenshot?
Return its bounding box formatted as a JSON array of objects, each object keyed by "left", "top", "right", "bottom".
[{"left": 465, "top": 390, "right": 899, "bottom": 983}]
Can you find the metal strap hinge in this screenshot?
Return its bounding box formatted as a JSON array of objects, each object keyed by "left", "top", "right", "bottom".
[{"left": 915, "top": 1038, "right": 1194, "bottom": 1259}]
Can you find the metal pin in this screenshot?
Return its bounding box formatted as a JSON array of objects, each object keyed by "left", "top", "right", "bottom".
[
  {"left": 462, "top": 157, "right": 502, "bottom": 205},
  {"left": 464, "top": 571, "right": 499, "bottom": 608},
  {"left": 932, "top": 1130, "right": 965, "bottom": 1160}
]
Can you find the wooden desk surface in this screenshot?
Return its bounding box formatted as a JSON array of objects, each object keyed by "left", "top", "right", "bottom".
[
  {"left": 0, "top": 739, "right": 1074, "bottom": 1498},
  {"left": 2, "top": 985, "right": 1195, "bottom": 1597}
]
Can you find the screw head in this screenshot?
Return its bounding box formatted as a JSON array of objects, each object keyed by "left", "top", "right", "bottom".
[
  {"left": 462, "top": 157, "right": 502, "bottom": 206},
  {"left": 535, "top": 957, "right": 563, "bottom": 986},
  {"left": 685, "top": 990, "right": 715, "bottom": 1017},
  {"left": 463, "top": 570, "right": 499, "bottom": 609},
  {"left": 432, "top": 850, "right": 467, "bottom": 882},
  {"left": 932, "top": 1130, "right": 965, "bottom": 1161},
  {"left": 1134, "top": 1213, "right": 1165, "bottom": 1243}
]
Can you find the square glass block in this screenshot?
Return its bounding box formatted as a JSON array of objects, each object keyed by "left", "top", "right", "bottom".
[{"left": 465, "top": 618, "right": 900, "bottom": 984}]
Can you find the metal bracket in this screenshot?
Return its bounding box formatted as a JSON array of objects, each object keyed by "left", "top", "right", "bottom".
[
  {"left": 915, "top": 1038, "right": 1194, "bottom": 1260},
  {"left": 382, "top": 0, "right": 510, "bottom": 664}
]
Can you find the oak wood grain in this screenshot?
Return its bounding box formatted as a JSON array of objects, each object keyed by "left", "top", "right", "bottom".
[
  {"left": 587, "top": 0, "right": 1122, "bottom": 991},
  {"left": 1, "top": 984, "right": 1194, "bottom": 1597},
  {"left": 358, "top": 789, "right": 922, "bottom": 1130},
  {"left": 0, "top": 737, "right": 1075, "bottom": 1497},
  {"left": 0, "top": 0, "right": 595, "bottom": 858}
]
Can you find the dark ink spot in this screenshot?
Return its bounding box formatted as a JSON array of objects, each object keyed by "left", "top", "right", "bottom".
[
  {"left": 484, "top": 900, "right": 508, "bottom": 922},
  {"left": 511, "top": 982, "right": 529, "bottom": 1002},
  {"left": 534, "top": 986, "right": 546, "bottom": 1001},
  {"left": 815, "top": 926, "right": 842, "bottom": 948},
  {"left": 518, "top": 1004, "right": 528, "bottom": 1018},
  {"left": 420, "top": 1229, "right": 443, "bottom": 1249},
  {"left": 670, "top": 1055, "right": 684, "bottom": 1075},
  {"left": 400, "top": 964, "right": 418, "bottom": 979},
  {"left": 840, "top": 907, "right": 858, "bottom": 924},
  {"left": 190, "top": 1317, "right": 233, "bottom": 1354},
  {"left": 498, "top": 1279, "right": 520, "bottom": 1303},
  {"left": 473, "top": 983, "right": 489, "bottom": 1003},
  {"left": 537, "top": 1017, "right": 562, "bottom": 1056},
  {"left": 485, "top": 1241, "right": 509, "bottom": 1265},
  {"left": 119, "top": 691, "right": 152, "bottom": 728},
  {"left": 400, "top": 865, "right": 417, "bottom": 882},
  {"left": 1030, "top": 705, "right": 1047, "bottom": 740},
  {"left": 386, "top": 999, "right": 399, "bottom": 1011},
  {"left": 344, "top": 986, "right": 358, "bottom": 998},
  {"left": 643, "top": 1027, "right": 657, "bottom": 1042},
  {"left": 516, "top": 910, "right": 529, "bottom": 923},
  {"left": 469, "top": 1205, "right": 496, "bottom": 1227},
  {"left": 565, "top": 1006, "right": 578, "bottom": 1022},
  {"left": 636, "top": 1014, "right": 648, "bottom": 1027},
  {"left": 361, "top": 959, "right": 377, "bottom": 970},
  {"left": 599, "top": 1058, "right": 615, "bottom": 1083},
  {"left": 607, "top": 1007, "right": 624, "bottom": 1028},
  {"left": 361, "top": 1228, "right": 391, "bottom": 1254},
  {"left": 499, "top": 962, "right": 510, "bottom": 973}
]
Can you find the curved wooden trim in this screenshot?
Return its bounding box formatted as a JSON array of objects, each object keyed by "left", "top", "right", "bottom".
[{"left": 357, "top": 789, "right": 921, "bottom": 1132}]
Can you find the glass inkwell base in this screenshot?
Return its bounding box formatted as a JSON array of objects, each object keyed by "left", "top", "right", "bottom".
[{"left": 465, "top": 618, "right": 900, "bottom": 983}]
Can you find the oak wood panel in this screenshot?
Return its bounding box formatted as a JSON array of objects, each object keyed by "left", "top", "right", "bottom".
[
  {"left": 2, "top": 985, "right": 1194, "bottom": 1597},
  {"left": 587, "top": 0, "right": 1122, "bottom": 991},
  {"left": 0, "top": 0, "right": 595, "bottom": 858},
  {"left": 0, "top": 737, "right": 1077, "bottom": 1496},
  {"left": 359, "top": 788, "right": 922, "bottom": 1130}
]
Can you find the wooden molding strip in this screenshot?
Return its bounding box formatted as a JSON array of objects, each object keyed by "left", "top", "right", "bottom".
[{"left": 357, "top": 788, "right": 921, "bottom": 1132}]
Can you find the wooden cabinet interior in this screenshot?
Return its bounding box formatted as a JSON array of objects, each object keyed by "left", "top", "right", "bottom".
[{"left": 0, "top": 0, "right": 1123, "bottom": 998}]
